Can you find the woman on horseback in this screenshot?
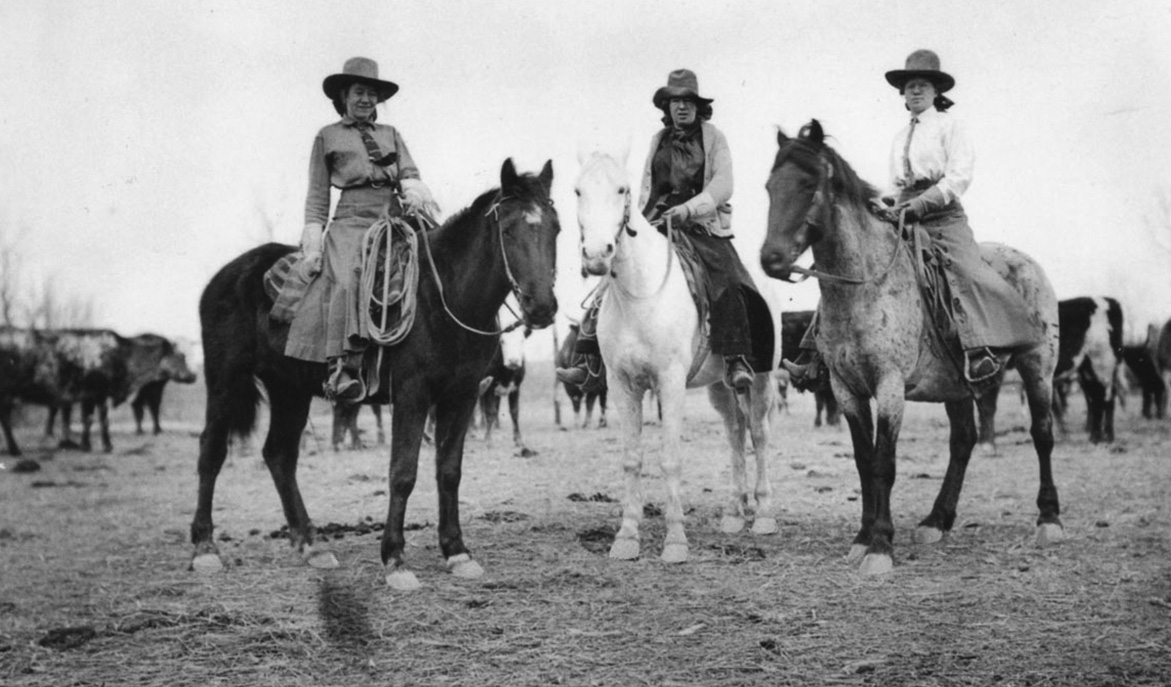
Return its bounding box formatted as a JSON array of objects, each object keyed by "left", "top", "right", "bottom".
[
  {"left": 284, "top": 57, "right": 439, "bottom": 402},
  {"left": 558, "top": 68, "right": 761, "bottom": 392},
  {"left": 785, "top": 49, "right": 1036, "bottom": 384}
]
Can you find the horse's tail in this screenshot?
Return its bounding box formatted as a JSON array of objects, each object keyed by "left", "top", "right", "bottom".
[{"left": 199, "top": 242, "right": 295, "bottom": 439}]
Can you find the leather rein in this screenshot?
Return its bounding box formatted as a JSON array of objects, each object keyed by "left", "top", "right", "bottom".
[
  {"left": 411, "top": 194, "right": 530, "bottom": 336},
  {"left": 609, "top": 189, "right": 677, "bottom": 301}
]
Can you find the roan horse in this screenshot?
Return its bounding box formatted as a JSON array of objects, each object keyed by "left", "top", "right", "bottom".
[
  {"left": 575, "top": 151, "right": 776, "bottom": 563},
  {"left": 759, "top": 121, "right": 1064, "bottom": 575},
  {"left": 192, "top": 159, "right": 559, "bottom": 590}
]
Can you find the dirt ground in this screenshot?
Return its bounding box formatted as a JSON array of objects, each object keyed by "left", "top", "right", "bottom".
[{"left": 1, "top": 361, "right": 1169, "bottom": 686}]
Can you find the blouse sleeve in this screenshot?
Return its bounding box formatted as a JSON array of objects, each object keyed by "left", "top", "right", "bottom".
[
  {"left": 936, "top": 117, "right": 975, "bottom": 204},
  {"left": 303, "top": 131, "right": 331, "bottom": 226},
  {"left": 683, "top": 126, "right": 733, "bottom": 218},
  {"left": 394, "top": 128, "right": 421, "bottom": 181}
]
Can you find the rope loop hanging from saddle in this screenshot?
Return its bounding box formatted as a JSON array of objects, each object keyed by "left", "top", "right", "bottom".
[{"left": 360, "top": 212, "right": 420, "bottom": 346}]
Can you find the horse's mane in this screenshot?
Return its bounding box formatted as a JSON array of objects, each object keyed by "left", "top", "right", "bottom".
[
  {"left": 771, "top": 122, "right": 879, "bottom": 209},
  {"left": 439, "top": 171, "right": 551, "bottom": 236}
]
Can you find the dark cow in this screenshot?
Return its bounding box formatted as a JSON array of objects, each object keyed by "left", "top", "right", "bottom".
[
  {"left": 331, "top": 404, "right": 386, "bottom": 451},
  {"left": 977, "top": 296, "right": 1122, "bottom": 449},
  {"left": 0, "top": 328, "right": 195, "bottom": 455},
  {"left": 1121, "top": 344, "right": 1167, "bottom": 420},
  {"left": 555, "top": 323, "right": 607, "bottom": 429},
  {"left": 1150, "top": 319, "right": 1171, "bottom": 412},
  {"left": 780, "top": 309, "right": 839, "bottom": 427},
  {"left": 479, "top": 325, "right": 530, "bottom": 446}
]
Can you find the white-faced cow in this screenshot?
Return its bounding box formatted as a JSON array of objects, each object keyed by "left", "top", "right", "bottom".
[
  {"left": 0, "top": 328, "right": 195, "bottom": 455},
  {"left": 479, "top": 323, "right": 531, "bottom": 447},
  {"left": 555, "top": 323, "right": 607, "bottom": 429}
]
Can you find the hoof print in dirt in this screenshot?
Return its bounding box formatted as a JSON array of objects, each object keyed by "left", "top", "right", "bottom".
[
  {"left": 567, "top": 492, "right": 617, "bottom": 503},
  {"left": 479, "top": 511, "right": 530, "bottom": 523}
]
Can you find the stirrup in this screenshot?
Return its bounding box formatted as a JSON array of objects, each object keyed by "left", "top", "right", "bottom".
[
  {"left": 324, "top": 361, "right": 366, "bottom": 404},
  {"left": 964, "top": 347, "right": 1001, "bottom": 384},
  {"left": 725, "top": 356, "right": 754, "bottom": 393}
]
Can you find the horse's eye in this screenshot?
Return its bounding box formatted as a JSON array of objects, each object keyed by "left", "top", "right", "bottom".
[
  {"left": 617, "top": 186, "right": 627, "bottom": 195},
  {"left": 574, "top": 189, "right": 581, "bottom": 197}
]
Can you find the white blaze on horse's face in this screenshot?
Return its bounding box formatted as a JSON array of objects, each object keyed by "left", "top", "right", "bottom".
[{"left": 575, "top": 153, "right": 629, "bottom": 277}]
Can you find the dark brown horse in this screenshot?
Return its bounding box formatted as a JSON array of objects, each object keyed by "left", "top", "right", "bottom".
[
  {"left": 759, "top": 121, "right": 1063, "bottom": 575},
  {"left": 192, "top": 159, "right": 559, "bottom": 590}
]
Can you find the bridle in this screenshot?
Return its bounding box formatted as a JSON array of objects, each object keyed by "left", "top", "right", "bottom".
[
  {"left": 412, "top": 193, "right": 537, "bottom": 335},
  {"left": 606, "top": 187, "right": 676, "bottom": 301},
  {"left": 778, "top": 151, "right": 901, "bottom": 286}
]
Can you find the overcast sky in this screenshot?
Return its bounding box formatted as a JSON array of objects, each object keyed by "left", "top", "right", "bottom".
[{"left": 3, "top": 0, "right": 1170, "bottom": 358}]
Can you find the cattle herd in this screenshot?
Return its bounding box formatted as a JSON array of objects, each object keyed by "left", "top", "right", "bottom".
[
  {"left": 3, "top": 298, "right": 1170, "bottom": 461},
  {"left": 0, "top": 327, "right": 196, "bottom": 457}
]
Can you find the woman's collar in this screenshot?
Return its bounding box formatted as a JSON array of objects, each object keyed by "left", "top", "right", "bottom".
[{"left": 341, "top": 114, "right": 375, "bottom": 128}]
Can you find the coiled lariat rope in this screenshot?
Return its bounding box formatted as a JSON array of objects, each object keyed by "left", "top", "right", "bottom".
[
  {"left": 360, "top": 214, "right": 420, "bottom": 346},
  {"left": 375, "top": 201, "right": 526, "bottom": 339}
]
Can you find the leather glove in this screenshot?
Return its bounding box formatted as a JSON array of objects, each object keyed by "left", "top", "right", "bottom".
[
  {"left": 895, "top": 186, "right": 947, "bottom": 222},
  {"left": 299, "top": 222, "right": 324, "bottom": 276},
  {"left": 401, "top": 178, "right": 441, "bottom": 217},
  {"left": 662, "top": 203, "right": 692, "bottom": 225}
]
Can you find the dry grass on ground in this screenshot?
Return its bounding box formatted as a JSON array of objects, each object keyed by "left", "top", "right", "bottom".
[{"left": 2, "top": 362, "right": 1169, "bottom": 685}]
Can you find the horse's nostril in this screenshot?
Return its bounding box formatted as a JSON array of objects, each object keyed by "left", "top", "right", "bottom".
[{"left": 604, "top": 244, "right": 614, "bottom": 257}]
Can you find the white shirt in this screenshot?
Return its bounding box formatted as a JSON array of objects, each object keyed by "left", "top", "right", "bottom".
[{"left": 887, "top": 106, "right": 975, "bottom": 204}]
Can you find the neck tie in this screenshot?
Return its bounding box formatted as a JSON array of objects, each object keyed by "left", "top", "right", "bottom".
[
  {"left": 902, "top": 116, "right": 919, "bottom": 185},
  {"left": 355, "top": 124, "right": 397, "bottom": 167}
]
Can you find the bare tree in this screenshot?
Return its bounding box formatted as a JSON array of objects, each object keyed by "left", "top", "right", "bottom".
[
  {"left": 28, "top": 276, "right": 97, "bottom": 329},
  {"left": 0, "top": 222, "right": 27, "bottom": 326}
]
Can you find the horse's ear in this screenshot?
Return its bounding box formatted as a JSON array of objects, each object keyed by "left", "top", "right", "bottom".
[
  {"left": 776, "top": 127, "right": 789, "bottom": 145},
  {"left": 538, "top": 160, "right": 554, "bottom": 191},
  {"left": 807, "top": 119, "right": 825, "bottom": 145},
  {"left": 617, "top": 136, "right": 631, "bottom": 165},
  {"left": 501, "top": 158, "right": 519, "bottom": 190}
]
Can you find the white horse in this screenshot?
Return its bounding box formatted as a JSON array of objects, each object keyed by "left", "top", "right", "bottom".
[{"left": 574, "top": 151, "right": 778, "bottom": 563}]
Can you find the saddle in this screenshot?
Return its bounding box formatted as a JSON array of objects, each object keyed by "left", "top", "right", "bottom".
[{"left": 262, "top": 214, "right": 425, "bottom": 405}]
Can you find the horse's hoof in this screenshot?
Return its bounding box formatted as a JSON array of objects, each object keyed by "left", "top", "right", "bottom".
[
  {"left": 751, "top": 517, "right": 778, "bottom": 535},
  {"left": 385, "top": 569, "right": 422, "bottom": 591},
  {"left": 719, "top": 515, "right": 746, "bottom": 534},
  {"left": 447, "top": 554, "right": 485, "bottom": 579},
  {"left": 609, "top": 537, "right": 640, "bottom": 560},
  {"left": 859, "top": 553, "right": 893, "bottom": 576},
  {"left": 306, "top": 550, "right": 339, "bottom": 570},
  {"left": 1036, "top": 523, "right": 1065, "bottom": 546},
  {"left": 660, "top": 543, "right": 689, "bottom": 564},
  {"left": 846, "top": 543, "right": 868, "bottom": 564},
  {"left": 191, "top": 553, "right": 224, "bottom": 574},
  {"left": 914, "top": 526, "right": 944, "bottom": 545}
]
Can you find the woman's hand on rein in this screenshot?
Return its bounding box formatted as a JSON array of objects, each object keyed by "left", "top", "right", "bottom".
[{"left": 662, "top": 204, "right": 692, "bottom": 224}]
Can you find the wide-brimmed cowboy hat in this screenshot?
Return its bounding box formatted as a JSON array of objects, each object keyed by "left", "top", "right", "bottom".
[
  {"left": 884, "top": 49, "right": 955, "bottom": 93},
  {"left": 322, "top": 57, "right": 399, "bottom": 102},
  {"left": 652, "top": 69, "right": 714, "bottom": 109}
]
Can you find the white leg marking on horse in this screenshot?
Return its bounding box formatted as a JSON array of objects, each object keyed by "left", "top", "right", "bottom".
[
  {"left": 751, "top": 516, "right": 778, "bottom": 535},
  {"left": 447, "top": 553, "right": 485, "bottom": 579},
  {"left": 914, "top": 526, "right": 945, "bottom": 545},
  {"left": 609, "top": 536, "right": 640, "bottom": 560},
  {"left": 859, "top": 553, "right": 894, "bottom": 575},
  {"left": 846, "top": 543, "right": 868, "bottom": 564},
  {"left": 385, "top": 569, "right": 422, "bottom": 591},
  {"left": 661, "top": 542, "right": 689, "bottom": 564},
  {"left": 1036, "top": 523, "right": 1065, "bottom": 546},
  {"left": 720, "top": 515, "right": 746, "bottom": 534},
  {"left": 304, "top": 547, "right": 339, "bottom": 570},
  {"left": 191, "top": 553, "right": 224, "bottom": 574}
]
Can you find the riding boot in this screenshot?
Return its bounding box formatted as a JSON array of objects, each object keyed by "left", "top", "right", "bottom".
[
  {"left": 325, "top": 355, "right": 365, "bottom": 404},
  {"left": 724, "top": 355, "right": 754, "bottom": 392},
  {"left": 782, "top": 349, "right": 822, "bottom": 392},
  {"left": 964, "top": 347, "right": 1000, "bottom": 383}
]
